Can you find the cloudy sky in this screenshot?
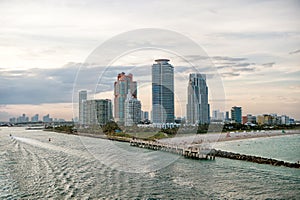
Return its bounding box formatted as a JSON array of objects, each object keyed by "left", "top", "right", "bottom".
[{"left": 0, "top": 0, "right": 299, "bottom": 121}]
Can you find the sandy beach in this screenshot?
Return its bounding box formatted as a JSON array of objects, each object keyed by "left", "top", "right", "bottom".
[{"left": 159, "top": 129, "right": 300, "bottom": 146}]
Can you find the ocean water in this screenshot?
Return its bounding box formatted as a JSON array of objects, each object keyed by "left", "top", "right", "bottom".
[
  {"left": 0, "top": 127, "right": 299, "bottom": 199},
  {"left": 213, "top": 134, "right": 300, "bottom": 163}
]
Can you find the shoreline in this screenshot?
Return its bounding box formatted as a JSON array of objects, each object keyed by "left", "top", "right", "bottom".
[
  {"left": 158, "top": 129, "right": 300, "bottom": 145},
  {"left": 43, "top": 128, "right": 300, "bottom": 145},
  {"left": 216, "top": 130, "right": 300, "bottom": 143}
]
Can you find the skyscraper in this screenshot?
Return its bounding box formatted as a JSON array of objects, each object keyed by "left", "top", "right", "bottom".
[
  {"left": 114, "top": 72, "right": 137, "bottom": 124},
  {"left": 124, "top": 90, "right": 142, "bottom": 126},
  {"left": 84, "top": 99, "right": 113, "bottom": 125},
  {"left": 79, "top": 90, "right": 87, "bottom": 125},
  {"left": 186, "top": 73, "right": 210, "bottom": 125},
  {"left": 231, "top": 106, "right": 242, "bottom": 124},
  {"left": 152, "top": 59, "right": 174, "bottom": 124}
]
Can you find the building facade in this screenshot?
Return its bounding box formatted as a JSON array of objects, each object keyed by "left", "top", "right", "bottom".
[
  {"left": 83, "top": 99, "right": 113, "bottom": 125},
  {"left": 114, "top": 72, "right": 137, "bottom": 124},
  {"left": 231, "top": 106, "right": 242, "bottom": 124},
  {"left": 31, "top": 114, "right": 39, "bottom": 122},
  {"left": 79, "top": 90, "right": 87, "bottom": 125},
  {"left": 124, "top": 91, "right": 142, "bottom": 126},
  {"left": 186, "top": 73, "right": 210, "bottom": 125},
  {"left": 212, "top": 110, "right": 224, "bottom": 122},
  {"left": 152, "top": 59, "right": 174, "bottom": 124},
  {"left": 43, "top": 114, "right": 52, "bottom": 123}
]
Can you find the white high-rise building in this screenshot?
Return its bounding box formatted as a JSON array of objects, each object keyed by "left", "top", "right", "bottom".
[
  {"left": 186, "top": 74, "right": 210, "bottom": 125},
  {"left": 83, "top": 99, "right": 113, "bottom": 125},
  {"left": 124, "top": 90, "right": 141, "bottom": 126},
  {"left": 79, "top": 90, "right": 87, "bottom": 125}
]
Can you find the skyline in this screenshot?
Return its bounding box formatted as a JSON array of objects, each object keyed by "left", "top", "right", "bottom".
[{"left": 0, "top": 0, "right": 300, "bottom": 121}]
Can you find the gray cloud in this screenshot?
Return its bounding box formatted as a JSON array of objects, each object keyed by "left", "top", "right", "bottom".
[
  {"left": 0, "top": 65, "right": 79, "bottom": 104},
  {"left": 234, "top": 63, "right": 255, "bottom": 67},
  {"left": 262, "top": 62, "right": 275, "bottom": 67},
  {"left": 235, "top": 67, "right": 255, "bottom": 72},
  {"left": 221, "top": 72, "right": 240, "bottom": 77},
  {"left": 212, "top": 56, "right": 247, "bottom": 62},
  {"left": 289, "top": 49, "right": 300, "bottom": 55}
]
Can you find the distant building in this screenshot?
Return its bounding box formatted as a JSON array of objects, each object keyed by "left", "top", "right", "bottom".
[
  {"left": 242, "top": 116, "right": 247, "bottom": 124},
  {"left": 256, "top": 115, "right": 264, "bottom": 125},
  {"left": 256, "top": 114, "right": 291, "bottom": 126},
  {"left": 246, "top": 114, "right": 256, "bottom": 124},
  {"left": 114, "top": 72, "right": 137, "bottom": 124},
  {"left": 225, "top": 111, "right": 230, "bottom": 121},
  {"left": 79, "top": 90, "right": 87, "bottom": 125},
  {"left": 186, "top": 73, "right": 210, "bottom": 124},
  {"left": 9, "top": 117, "right": 16, "bottom": 123},
  {"left": 212, "top": 110, "right": 224, "bottom": 122},
  {"left": 31, "top": 114, "right": 39, "bottom": 122},
  {"left": 143, "top": 111, "right": 149, "bottom": 121},
  {"left": 124, "top": 91, "right": 141, "bottom": 126},
  {"left": 152, "top": 59, "right": 174, "bottom": 124},
  {"left": 231, "top": 106, "right": 242, "bottom": 124},
  {"left": 17, "top": 114, "right": 29, "bottom": 123},
  {"left": 43, "top": 114, "right": 52, "bottom": 123},
  {"left": 84, "top": 99, "right": 113, "bottom": 125},
  {"left": 140, "top": 111, "right": 149, "bottom": 121},
  {"left": 281, "top": 115, "right": 290, "bottom": 125}
]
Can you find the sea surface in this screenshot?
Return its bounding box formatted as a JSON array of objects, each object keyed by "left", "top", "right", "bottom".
[{"left": 0, "top": 127, "right": 299, "bottom": 199}]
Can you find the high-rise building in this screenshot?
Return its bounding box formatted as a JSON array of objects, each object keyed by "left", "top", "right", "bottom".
[
  {"left": 152, "top": 59, "right": 174, "bottom": 124},
  {"left": 43, "top": 114, "right": 52, "bottom": 123},
  {"left": 124, "top": 90, "right": 141, "bottom": 126},
  {"left": 231, "top": 106, "right": 242, "bottom": 124},
  {"left": 31, "top": 114, "right": 39, "bottom": 122},
  {"left": 84, "top": 99, "right": 113, "bottom": 125},
  {"left": 17, "top": 114, "right": 29, "bottom": 123},
  {"left": 114, "top": 72, "right": 137, "bottom": 124},
  {"left": 186, "top": 74, "right": 210, "bottom": 124},
  {"left": 79, "top": 90, "right": 87, "bottom": 125}
]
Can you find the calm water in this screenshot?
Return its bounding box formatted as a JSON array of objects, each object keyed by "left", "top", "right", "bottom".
[{"left": 0, "top": 127, "right": 299, "bottom": 199}]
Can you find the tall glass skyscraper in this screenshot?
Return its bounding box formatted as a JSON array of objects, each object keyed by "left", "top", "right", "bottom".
[
  {"left": 186, "top": 74, "right": 210, "bottom": 125},
  {"left": 79, "top": 90, "right": 87, "bottom": 125},
  {"left": 114, "top": 72, "right": 137, "bottom": 124},
  {"left": 152, "top": 59, "right": 174, "bottom": 124}
]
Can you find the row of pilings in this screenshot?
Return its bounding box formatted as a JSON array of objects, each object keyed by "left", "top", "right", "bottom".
[
  {"left": 129, "top": 139, "right": 216, "bottom": 160},
  {"left": 214, "top": 150, "right": 300, "bottom": 168}
]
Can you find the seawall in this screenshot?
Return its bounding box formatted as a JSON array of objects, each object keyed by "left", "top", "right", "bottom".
[{"left": 214, "top": 149, "right": 300, "bottom": 168}]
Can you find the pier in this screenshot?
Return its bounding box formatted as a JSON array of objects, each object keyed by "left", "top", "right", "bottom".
[
  {"left": 129, "top": 139, "right": 300, "bottom": 168},
  {"left": 129, "top": 139, "right": 216, "bottom": 160}
]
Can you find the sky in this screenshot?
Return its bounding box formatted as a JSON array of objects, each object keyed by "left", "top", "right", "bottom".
[{"left": 0, "top": 0, "right": 300, "bottom": 121}]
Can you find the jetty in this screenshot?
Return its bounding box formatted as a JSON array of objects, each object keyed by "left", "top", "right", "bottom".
[
  {"left": 130, "top": 139, "right": 216, "bottom": 160},
  {"left": 129, "top": 139, "right": 300, "bottom": 168},
  {"left": 214, "top": 149, "right": 300, "bottom": 168}
]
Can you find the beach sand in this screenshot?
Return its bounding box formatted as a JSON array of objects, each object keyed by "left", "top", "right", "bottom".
[{"left": 159, "top": 129, "right": 300, "bottom": 146}]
